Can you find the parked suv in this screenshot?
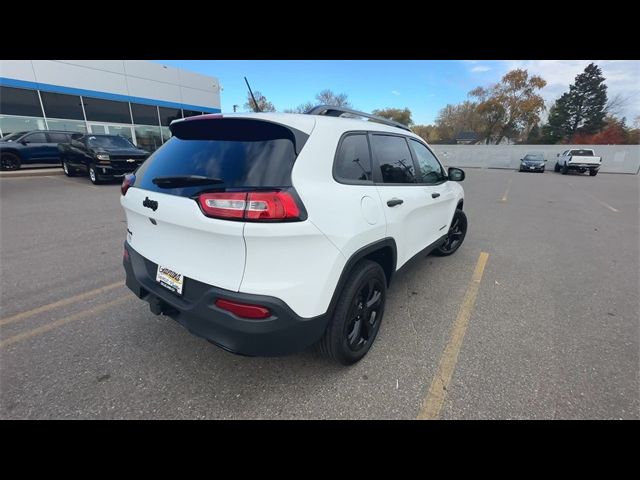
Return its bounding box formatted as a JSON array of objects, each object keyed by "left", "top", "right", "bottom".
[
  {"left": 0, "top": 130, "right": 78, "bottom": 170},
  {"left": 121, "top": 107, "right": 467, "bottom": 365}
]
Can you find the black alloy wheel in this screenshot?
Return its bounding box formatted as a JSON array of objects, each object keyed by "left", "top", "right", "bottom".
[{"left": 344, "top": 277, "right": 384, "bottom": 353}]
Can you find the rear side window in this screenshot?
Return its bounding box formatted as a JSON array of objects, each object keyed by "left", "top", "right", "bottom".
[
  {"left": 134, "top": 118, "right": 308, "bottom": 197},
  {"left": 371, "top": 134, "right": 417, "bottom": 184},
  {"left": 334, "top": 134, "right": 372, "bottom": 183},
  {"left": 47, "top": 132, "right": 70, "bottom": 143},
  {"left": 24, "top": 132, "right": 47, "bottom": 143}
]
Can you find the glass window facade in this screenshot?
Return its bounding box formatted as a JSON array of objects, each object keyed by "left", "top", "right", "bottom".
[
  {"left": 159, "top": 107, "right": 183, "bottom": 126},
  {"left": 45, "top": 118, "right": 87, "bottom": 133},
  {"left": 183, "top": 109, "right": 203, "bottom": 118},
  {"left": 0, "top": 115, "right": 47, "bottom": 136},
  {"left": 82, "top": 96, "right": 132, "bottom": 123},
  {"left": 0, "top": 85, "right": 214, "bottom": 154},
  {"left": 131, "top": 103, "right": 159, "bottom": 125},
  {"left": 0, "top": 86, "right": 43, "bottom": 117},
  {"left": 40, "top": 92, "right": 84, "bottom": 120}
]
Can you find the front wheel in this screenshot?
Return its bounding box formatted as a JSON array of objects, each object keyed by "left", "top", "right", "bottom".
[
  {"left": 317, "top": 260, "right": 386, "bottom": 365},
  {"left": 554, "top": 162, "right": 560, "bottom": 172},
  {"left": 561, "top": 163, "right": 568, "bottom": 175},
  {"left": 433, "top": 209, "right": 467, "bottom": 257},
  {"left": 589, "top": 169, "right": 598, "bottom": 176},
  {"left": 88, "top": 165, "right": 102, "bottom": 185},
  {"left": 1, "top": 152, "right": 21, "bottom": 171},
  {"left": 62, "top": 161, "right": 76, "bottom": 177}
]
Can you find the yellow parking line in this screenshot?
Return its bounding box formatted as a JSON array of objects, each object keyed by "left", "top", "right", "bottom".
[
  {"left": 566, "top": 182, "right": 619, "bottom": 213},
  {"left": 0, "top": 295, "right": 131, "bottom": 349},
  {"left": 0, "top": 281, "right": 123, "bottom": 326},
  {"left": 500, "top": 178, "right": 513, "bottom": 202},
  {"left": 417, "top": 252, "right": 489, "bottom": 420},
  {"left": 584, "top": 191, "right": 619, "bottom": 213}
]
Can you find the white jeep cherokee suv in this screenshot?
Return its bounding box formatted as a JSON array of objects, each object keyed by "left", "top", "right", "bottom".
[{"left": 121, "top": 106, "right": 467, "bottom": 365}]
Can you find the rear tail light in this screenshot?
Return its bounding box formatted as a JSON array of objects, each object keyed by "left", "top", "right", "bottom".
[
  {"left": 214, "top": 298, "right": 271, "bottom": 319},
  {"left": 198, "top": 191, "right": 303, "bottom": 221},
  {"left": 121, "top": 174, "right": 135, "bottom": 196},
  {"left": 123, "top": 247, "right": 130, "bottom": 262}
]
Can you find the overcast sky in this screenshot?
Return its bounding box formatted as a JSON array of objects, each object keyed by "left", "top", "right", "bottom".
[{"left": 156, "top": 60, "right": 640, "bottom": 126}]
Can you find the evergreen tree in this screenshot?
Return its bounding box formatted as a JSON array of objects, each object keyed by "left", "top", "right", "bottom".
[
  {"left": 541, "top": 93, "right": 571, "bottom": 143},
  {"left": 566, "top": 63, "right": 608, "bottom": 135}
]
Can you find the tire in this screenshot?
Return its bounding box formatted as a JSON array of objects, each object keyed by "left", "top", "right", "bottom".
[
  {"left": 62, "top": 161, "right": 76, "bottom": 177},
  {"left": 1, "top": 152, "right": 21, "bottom": 171},
  {"left": 540, "top": 168, "right": 545, "bottom": 173},
  {"left": 589, "top": 169, "right": 598, "bottom": 176},
  {"left": 554, "top": 162, "right": 560, "bottom": 172},
  {"left": 88, "top": 165, "right": 102, "bottom": 185},
  {"left": 561, "top": 163, "right": 568, "bottom": 175},
  {"left": 317, "top": 260, "right": 387, "bottom": 365},
  {"left": 433, "top": 209, "right": 468, "bottom": 257}
]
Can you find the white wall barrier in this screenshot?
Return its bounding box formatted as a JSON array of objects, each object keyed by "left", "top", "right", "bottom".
[{"left": 431, "top": 145, "right": 640, "bottom": 174}]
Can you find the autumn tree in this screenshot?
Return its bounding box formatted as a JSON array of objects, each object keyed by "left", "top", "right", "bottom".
[
  {"left": 571, "top": 116, "right": 629, "bottom": 144},
  {"left": 244, "top": 91, "right": 276, "bottom": 112},
  {"left": 470, "top": 69, "right": 547, "bottom": 144},
  {"left": 411, "top": 124, "right": 440, "bottom": 143},
  {"left": 434, "top": 101, "right": 484, "bottom": 142},
  {"left": 372, "top": 107, "right": 413, "bottom": 126}
]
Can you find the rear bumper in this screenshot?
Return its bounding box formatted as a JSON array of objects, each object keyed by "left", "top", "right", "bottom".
[
  {"left": 568, "top": 163, "right": 600, "bottom": 170},
  {"left": 123, "top": 242, "right": 329, "bottom": 356}
]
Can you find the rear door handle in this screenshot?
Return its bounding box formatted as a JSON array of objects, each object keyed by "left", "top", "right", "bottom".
[
  {"left": 431, "top": 192, "right": 441, "bottom": 198},
  {"left": 387, "top": 198, "right": 403, "bottom": 207}
]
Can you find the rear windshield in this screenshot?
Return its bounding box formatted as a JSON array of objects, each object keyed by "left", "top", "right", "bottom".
[
  {"left": 133, "top": 118, "right": 307, "bottom": 197},
  {"left": 570, "top": 149, "right": 593, "bottom": 156}
]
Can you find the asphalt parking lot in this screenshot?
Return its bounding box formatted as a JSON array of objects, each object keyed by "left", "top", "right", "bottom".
[{"left": 0, "top": 168, "right": 638, "bottom": 419}]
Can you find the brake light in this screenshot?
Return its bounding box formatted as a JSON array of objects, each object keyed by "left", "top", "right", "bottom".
[
  {"left": 121, "top": 174, "right": 135, "bottom": 196},
  {"left": 214, "top": 298, "right": 271, "bottom": 319},
  {"left": 198, "top": 191, "right": 302, "bottom": 221}
]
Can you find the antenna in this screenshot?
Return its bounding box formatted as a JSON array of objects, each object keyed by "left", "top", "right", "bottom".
[{"left": 244, "top": 77, "right": 262, "bottom": 113}]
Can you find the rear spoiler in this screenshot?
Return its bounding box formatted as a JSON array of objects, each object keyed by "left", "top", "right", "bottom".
[{"left": 169, "top": 116, "right": 309, "bottom": 155}]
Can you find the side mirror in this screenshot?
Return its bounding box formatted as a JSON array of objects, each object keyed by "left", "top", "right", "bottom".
[
  {"left": 20, "top": 140, "right": 29, "bottom": 145},
  {"left": 448, "top": 167, "right": 465, "bottom": 182},
  {"left": 556, "top": 153, "right": 560, "bottom": 157},
  {"left": 545, "top": 158, "right": 548, "bottom": 162}
]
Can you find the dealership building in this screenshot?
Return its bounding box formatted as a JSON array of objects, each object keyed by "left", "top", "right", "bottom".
[{"left": 0, "top": 60, "right": 221, "bottom": 151}]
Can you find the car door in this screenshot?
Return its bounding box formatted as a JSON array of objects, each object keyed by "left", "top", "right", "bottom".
[
  {"left": 407, "top": 138, "right": 457, "bottom": 244},
  {"left": 45, "top": 132, "right": 71, "bottom": 163},
  {"left": 19, "top": 132, "right": 49, "bottom": 163},
  {"left": 370, "top": 133, "right": 430, "bottom": 269}
]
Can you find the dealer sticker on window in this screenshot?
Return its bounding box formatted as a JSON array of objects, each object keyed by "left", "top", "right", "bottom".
[{"left": 156, "top": 265, "right": 184, "bottom": 295}]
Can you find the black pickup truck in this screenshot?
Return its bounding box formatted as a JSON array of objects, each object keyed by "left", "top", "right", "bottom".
[{"left": 58, "top": 134, "right": 149, "bottom": 184}]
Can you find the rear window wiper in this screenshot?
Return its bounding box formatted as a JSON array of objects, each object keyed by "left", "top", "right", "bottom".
[{"left": 152, "top": 175, "right": 224, "bottom": 188}]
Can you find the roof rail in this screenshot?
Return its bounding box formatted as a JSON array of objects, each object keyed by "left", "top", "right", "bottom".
[{"left": 305, "top": 105, "right": 412, "bottom": 132}]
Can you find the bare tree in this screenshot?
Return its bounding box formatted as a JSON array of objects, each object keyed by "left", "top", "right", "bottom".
[
  {"left": 244, "top": 91, "right": 276, "bottom": 112},
  {"left": 605, "top": 93, "right": 632, "bottom": 118},
  {"left": 315, "top": 89, "right": 351, "bottom": 107}
]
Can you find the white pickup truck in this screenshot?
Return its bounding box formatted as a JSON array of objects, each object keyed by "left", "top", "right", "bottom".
[{"left": 554, "top": 148, "right": 602, "bottom": 176}]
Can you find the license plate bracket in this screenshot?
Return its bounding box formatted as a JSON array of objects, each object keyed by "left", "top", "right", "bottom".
[{"left": 156, "top": 265, "right": 184, "bottom": 295}]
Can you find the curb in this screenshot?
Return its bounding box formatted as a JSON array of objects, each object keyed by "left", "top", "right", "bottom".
[{"left": 0, "top": 169, "right": 63, "bottom": 178}]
